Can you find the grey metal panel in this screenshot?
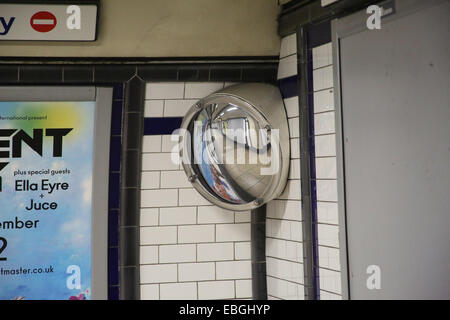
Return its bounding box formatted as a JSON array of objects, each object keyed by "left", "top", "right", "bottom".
[{"left": 333, "top": 0, "right": 450, "bottom": 299}]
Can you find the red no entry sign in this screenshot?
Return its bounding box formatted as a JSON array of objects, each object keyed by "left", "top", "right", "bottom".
[{"left": 30, "top": 11, "right": 57, "bottom": 33}]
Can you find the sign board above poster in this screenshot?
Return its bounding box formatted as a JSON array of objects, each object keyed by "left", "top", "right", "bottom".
[{"left": 0, "top": 3, "right": 98, "bottom": 41}]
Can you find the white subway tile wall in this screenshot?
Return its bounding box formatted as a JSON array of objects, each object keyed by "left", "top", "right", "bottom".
[
  {"left": 160, "top": 282, "right": 197, "bottom": 300},
  {"left": 266, "top": 33, "right": 305, "bottom": 300},
  {"left": 140, "top": 208, "right": 159, "bottom": 226},
  {"left": 284, "top": 96, "right": 300, "bottom": 118},
  {"left": 140, "top": 82, "right": 252, "bottom": 300},
  {"left": 141, "top": 284, "right": 159, "bottom": 300},
  {"left": 144, "top": 100, "right": 164, "bottom": 117},
  {"left": 312, "top": 42, "right": 342, "bottom": 299},
  {"left": 198, "top": 281, "right": 235, "bottom": 300},
  {"left": 163, "top": 99, "right": 197, "bottom": 117},
  {"left": 279, "top": 33, "right": 297, "bottom": 58},
  {"left": 277, "top": 54, "right": 298, "bottom": 79}
]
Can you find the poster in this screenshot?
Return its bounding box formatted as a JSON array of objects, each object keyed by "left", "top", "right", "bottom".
[{"left": 0, "top": 101, "right": 95, "bottom": 300}]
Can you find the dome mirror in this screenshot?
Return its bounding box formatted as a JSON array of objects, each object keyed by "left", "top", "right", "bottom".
[{"left": 180, "top": 83, "right": 290, "bottom": 211}]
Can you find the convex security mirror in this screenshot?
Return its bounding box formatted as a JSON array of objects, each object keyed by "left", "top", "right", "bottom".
[{"left": 180, "top": 83, "right": 290, "bottom": 211}]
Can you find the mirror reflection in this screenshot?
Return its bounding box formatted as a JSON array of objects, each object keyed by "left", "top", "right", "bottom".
[{"left": 192, "top": 102, "right": 273, "bottom": 204}]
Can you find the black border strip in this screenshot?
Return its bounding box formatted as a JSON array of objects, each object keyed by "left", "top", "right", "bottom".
[
  {"left": 0, "top": 56, "right": 279, "bottom": 65},
  {"left": 297, "top": 27, "right": 317, "bottom": 300},
  {"left": 251, "top": 205, "right": 267, "bottom": 300},
  {"left": 306, "top": 28, "right": 320, "bottom": 301},
  {"left": 119, "top": 76, "right": 145, "bottom": 300},
  {"left": 0, "top": 63, "right": 279, "bottom": 84}
]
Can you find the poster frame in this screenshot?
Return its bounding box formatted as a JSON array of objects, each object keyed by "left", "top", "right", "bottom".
[{"left": 0, "top": 85, "right": 111, "bottom": 300}]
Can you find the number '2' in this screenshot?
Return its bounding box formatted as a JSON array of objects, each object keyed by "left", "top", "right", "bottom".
[{"left": 0, "top": 237, "right": 7, "bottom": 261}]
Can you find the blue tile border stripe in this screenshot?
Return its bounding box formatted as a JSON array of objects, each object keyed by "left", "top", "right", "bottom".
[
  {"left": 278, "top": 75, "right": 299, "bottom": 99},
  {"left": 108, "top": 83, "right": 123, "bottom": 300},
  {"left": 144, "top": 117, "right": 183, "bottom": 135},
  {"left": 307, "top": 20, "right": 331, "bottom": 49}
]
